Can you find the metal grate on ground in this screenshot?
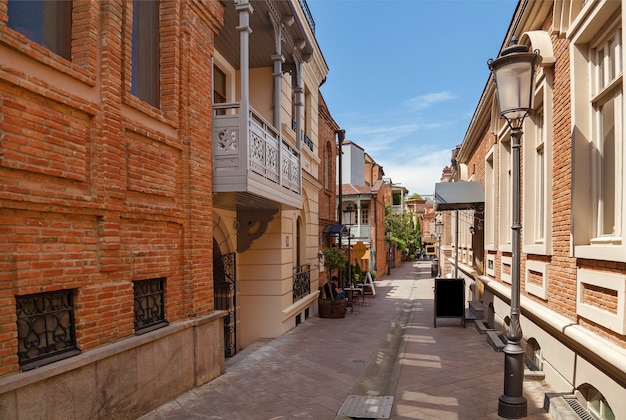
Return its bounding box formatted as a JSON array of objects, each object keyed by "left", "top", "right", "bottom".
[
  {"left": 337, "top": 395, "right": 394, "bottom": 419},
  {"left": 564, "top": 397, "right": 595, "bottom": 420}
]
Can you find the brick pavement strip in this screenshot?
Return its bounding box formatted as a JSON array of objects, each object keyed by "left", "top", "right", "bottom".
[{"left": 139, "top": 261, "right": 554, "bottom": 420}]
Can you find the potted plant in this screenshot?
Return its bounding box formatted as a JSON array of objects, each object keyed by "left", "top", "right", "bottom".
[{"left": 318, "top": 247, "right": 347, "bottom": 318}]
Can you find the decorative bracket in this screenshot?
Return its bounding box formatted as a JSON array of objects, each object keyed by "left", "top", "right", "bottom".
[{"left": 237, "top": 210, "right": 278, "bottom": 252}]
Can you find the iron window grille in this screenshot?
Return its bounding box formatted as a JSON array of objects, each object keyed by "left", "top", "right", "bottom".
[
  {"left": 16, "top": 289, "right": 80, "bottom": 371},
  {"left": 133, "top": 277, "right": 168, "bottom": 334},
  {"left": 292, "top": 264, "right": 311, "bottom": 303}
]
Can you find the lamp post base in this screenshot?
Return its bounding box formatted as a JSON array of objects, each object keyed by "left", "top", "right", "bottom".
[
  {"left": 498, "top": 343, "right": 527, "bottom": 418},
  {"left": 498, "top": 394, "right": 527, "bottom": 418}
]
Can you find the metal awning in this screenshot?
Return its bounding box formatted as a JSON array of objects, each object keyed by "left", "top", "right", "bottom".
[
  {"left": 323, "top": 224, "right": 348, "bottom": 235},
  {"left": 434, "top": 182, "right": 485, "bottom": 211}
]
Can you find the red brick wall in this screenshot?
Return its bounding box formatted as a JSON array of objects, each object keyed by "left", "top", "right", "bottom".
[
  {"left": 373, "top": 182, "right": 390, "bottom": 277},
  {"left": 317, "top": 94, "right": 338, "bottom": 284},
  {"left": 546, "top": 27, "right": 578, "bottom": 318},
  {"left": 0, "top": 0, "right": 224, "bottom": 374}
]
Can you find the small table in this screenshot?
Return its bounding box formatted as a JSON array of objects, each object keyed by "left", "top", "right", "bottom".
[{"left": 343, "top": 287, "right": 363, "bottom": 314}]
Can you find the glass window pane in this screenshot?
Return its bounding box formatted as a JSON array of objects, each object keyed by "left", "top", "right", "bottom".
[
  {"left": 600, "top": 96, "right": 616, "bottom": 235},
  {"left": 132, "top": 0, "right": 160, "bottom": 107},
  {"left": 7, "top": 0, "right": 72, "bottom": 60}
]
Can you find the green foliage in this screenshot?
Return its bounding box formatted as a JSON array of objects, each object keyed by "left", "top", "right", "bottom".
[
  {"left": 352, "top": 263, "right": 363, "bottom": 285},
  {"left": 385, "top": 208, "right": 421, "bottom": 255},
  {"left": 408, "top": 192, "right": 422, "bottom": 200},
  {"left": 319, "top": 247, "right": 347, "bottom": 280}
]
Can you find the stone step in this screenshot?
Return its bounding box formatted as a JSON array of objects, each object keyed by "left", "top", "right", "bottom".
[{"left": 469, "top": 301, "right": 484, "bottom": 319}]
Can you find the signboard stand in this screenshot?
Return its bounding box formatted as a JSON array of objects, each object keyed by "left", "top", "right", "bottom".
[
  {"left": 434, "top": 278, "right": 465, "bottom": 328},
  {"left": 364, "top": 271, "right": 375, "bottom": 296}
]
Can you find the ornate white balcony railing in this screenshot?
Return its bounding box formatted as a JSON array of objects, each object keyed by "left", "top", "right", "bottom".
[{"left": 213, "top": 103, "right": 301, "bottom": 196}]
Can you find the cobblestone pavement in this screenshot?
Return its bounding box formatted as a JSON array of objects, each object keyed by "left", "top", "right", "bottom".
[{"left": 139, "top": 261, "right": 554, "bottom": 419}]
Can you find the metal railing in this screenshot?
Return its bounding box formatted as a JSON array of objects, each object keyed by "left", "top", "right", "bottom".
[
  {"left": 213, "top": 103, "right": 301, "bottom": 195},
  {"left": 292, "top": 264, "right": 311, "bottom": 302},
  {"left": 348, "top": 224, "right": 371, "bottom": 240},
  {"left": 298, "top": 0, "right": 315, "bottom": 34}
]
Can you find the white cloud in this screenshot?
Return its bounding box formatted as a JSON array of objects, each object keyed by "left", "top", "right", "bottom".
[
  {"left": 404, "top": 91, "right": 456, "bottom": 111},
  {"left": 379, "top": 148, "right": 452, "bottom": 196}
]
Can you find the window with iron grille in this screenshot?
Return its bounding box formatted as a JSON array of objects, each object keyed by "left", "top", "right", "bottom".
[
  {"left": 16, "top": 289, "right": 80, "bottom": 371},
  {"left": 133, "top": 277, "right": 168, "bottom": 334}
]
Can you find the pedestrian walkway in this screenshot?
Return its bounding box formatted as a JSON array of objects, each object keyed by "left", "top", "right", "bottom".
[{"left": 139, "top": 261, "right": 553, "bottom": 419}]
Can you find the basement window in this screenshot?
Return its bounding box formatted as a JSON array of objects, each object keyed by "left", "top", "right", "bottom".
[
  {"left": 16, "top": 290, "right": 80, "bottom": 371},
  {"left": 133, "top": 277, "right": 168, "bottom": 334}
]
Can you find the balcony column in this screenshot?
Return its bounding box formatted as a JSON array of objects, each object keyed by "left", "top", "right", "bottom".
[
  {"left": 235, "top": 0, "right": 253, "bottom": 166},
  {"left": 291, "top": 60, "right": 304, "bottom": 192},
  {"left": 270, "top": 16, "right": 285, "bottom": 129}
]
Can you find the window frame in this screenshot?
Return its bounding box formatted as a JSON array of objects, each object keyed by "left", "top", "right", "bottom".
[
  {"left": 122, "top": 0, "right": 178, "bottom": 124},
  {"left": 131, "top": 0, "right": 160, "bottom": 108},
  {"left": 485, "top": 145, "right": 496, "bottom": 250},
  {"left": 498, "top": 125, "right": 512, "bottom": 252},
  {"left": 16, "top": 289, "right": 80, "bottom": 371},
  {"left": 361, "top": 207, "right": 369, "bottom": 225},
  {"left": 2, "top": 1, "right": 98, "bottom": 84},
  {"left": 590, "top": 25, "right": 622, "bottom": 240},
  {"left": 6, "top": 0, "right": 72, "bottom": 60},
  {"left": 523, "top": 71, "right": 553, "bottom": 255},
  {"left": 572, "top": 4, "right": 625, "bottom": 262},
  {"left": 133, "top": 277, "right": 168, "bottom": 334}
]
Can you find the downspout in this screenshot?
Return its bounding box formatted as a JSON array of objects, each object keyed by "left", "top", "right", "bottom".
[
  {"left": 337, "top": 129, "right": 345, "bottom": 287},
  {"left": 337, "top": 130, "right": 345, "bottom": 222}
]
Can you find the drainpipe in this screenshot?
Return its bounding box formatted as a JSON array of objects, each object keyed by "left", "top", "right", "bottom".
[
  {"left": 337, "top": 129, "right": 345, "bottom": 287},
  {"left": 337, "top": 130, "right": 345, "bottom": 223}
]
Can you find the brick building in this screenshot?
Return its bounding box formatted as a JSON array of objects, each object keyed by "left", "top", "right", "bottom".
[
  {"left": 0, "top": 0, "right": 328, "bottom": 417},
  {"left": 317, "top": 94, "right": 339, "bottom": 285},
  {"left": 442, "top": 1, "right": 626, "bottom": 417},
  {"left": 338, "top": 141, "right": 391, "bottom": 280}
]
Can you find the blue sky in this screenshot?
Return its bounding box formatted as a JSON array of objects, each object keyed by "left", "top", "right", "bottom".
[{"left": 307, "top": 0, "right": 518, "bottom": 196}]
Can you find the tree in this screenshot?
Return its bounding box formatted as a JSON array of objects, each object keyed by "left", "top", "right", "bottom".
[
  {"left": 319, "top": 247, "right": 347, "bottom": 282},
  {"left": 408, "top": 192, "right": 422, "bottom": 200},
  {"left": 384, "top": 205, "right": 421, "bottom": 255}
]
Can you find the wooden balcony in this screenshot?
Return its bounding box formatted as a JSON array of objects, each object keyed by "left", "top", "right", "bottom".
[{"left": 213, "top": 103, "right": 302, "bottom": 211}]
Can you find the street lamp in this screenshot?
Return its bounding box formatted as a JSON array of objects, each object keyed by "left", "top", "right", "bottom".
[
  {"left": 343, "top": 204, "right": 355, "bottom": 288},
  {"left": 488, "top": 38, "right": 541, "bottom": 419},
  {"left": 386, "top": 229, "right": 392, "bottom": 275},
  {"left": 435, "top": 220, "right": 443, "bottom": 277}
]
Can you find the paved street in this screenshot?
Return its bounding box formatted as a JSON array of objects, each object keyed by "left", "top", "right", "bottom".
[{"left": 139, "top": 261, "right": 553, "bottom": 419}]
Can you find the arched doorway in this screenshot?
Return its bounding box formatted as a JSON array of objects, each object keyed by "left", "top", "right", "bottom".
[{"left": 213, "top": 239, "right": 236, "bottom": 357}]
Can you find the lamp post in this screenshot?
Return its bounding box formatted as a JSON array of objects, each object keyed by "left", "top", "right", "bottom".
[
  {"left": 386, "top": 230, "right": 392, "bottom": 275},
  {"left": 343, "top": 204, "right": 355, "bottom": 288},
  {"left": 488, "top": 38, "right": 540, "bottom": 419},
  {"left": 435, "top": 220, "right": 443, "bottom": 277}
]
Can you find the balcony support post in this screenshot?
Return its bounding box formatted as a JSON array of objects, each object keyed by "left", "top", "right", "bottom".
[
  {"left": 270, "top": 14, "right": 285, "bottom": 130},
  {"left": 291, "top": 61, "right": 303, "bottom": 192},
  {"left": 235, "top": 0, "right": 253, "bottom": 168}
]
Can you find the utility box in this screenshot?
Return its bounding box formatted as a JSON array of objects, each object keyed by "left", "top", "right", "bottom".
[{"left": 433, "top": 278, "right": 465, "bottom": 327}]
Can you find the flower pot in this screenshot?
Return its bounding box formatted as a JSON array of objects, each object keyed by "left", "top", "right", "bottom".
[{"left": 318, "top": 298, "right": 346, "bottom": 318}]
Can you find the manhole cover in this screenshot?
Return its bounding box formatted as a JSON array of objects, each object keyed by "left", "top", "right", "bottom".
[{"left": 337, "top": 395, "right": 394, "bottom": 419}]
